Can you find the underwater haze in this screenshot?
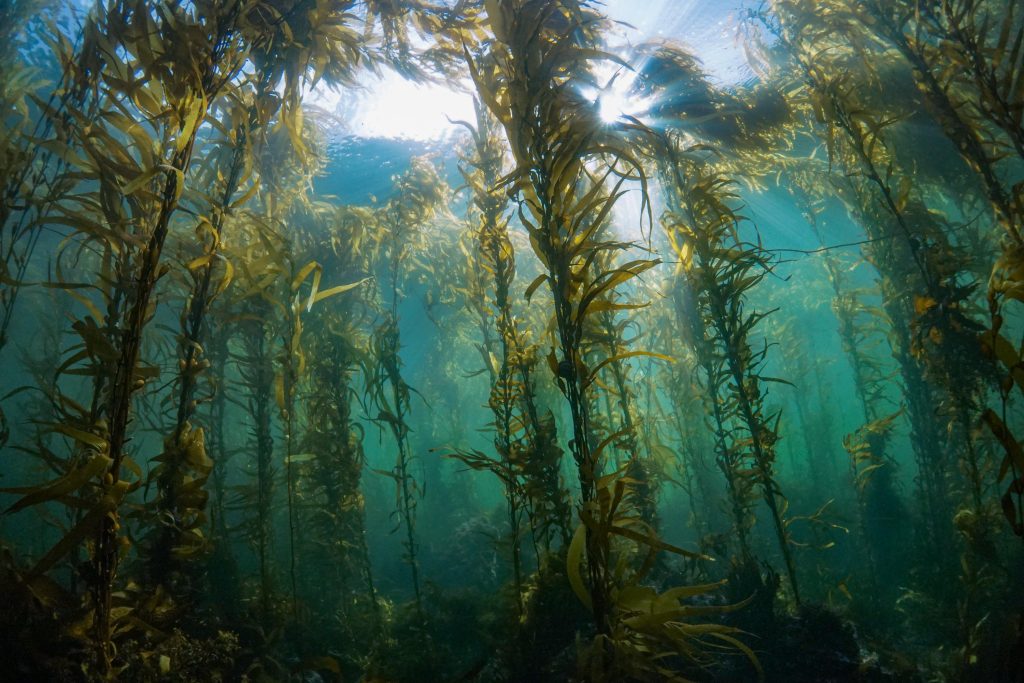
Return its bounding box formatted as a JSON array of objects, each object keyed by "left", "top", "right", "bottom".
[{"left": 1, "top": 0, "right": 1023, "bottom": 681}]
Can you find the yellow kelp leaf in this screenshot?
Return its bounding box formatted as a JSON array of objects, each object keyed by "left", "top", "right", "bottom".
[
  {"left": 122, "top": 166, "right": 161, "bottom": 195},
  {"left": 484, "top": 0, "right": 509, "bottom": 43},
  {"left": 310, "top": 277, "right": 372, "bottom": 307},
  {"left": 585, "top": 350, "right": 674, "bottom": 388},
  {"left": 229, "top": 177, "right": 260, "bottom": 210},
  {"left": 186, "top": 254, "right": 212, "bottom": 271},
  {"left": 608, "top": 522, "right": 712, "bottom": 561},
  {"left": 708, "top": 631, "right": 763, "bottom": 679},
  {"left": 52, "top": 423, "right": 108, "bottom": 450},
  {"left": 913, "top": 295, "right": 937, "bottom": 315},
  {"left": 65, "top": 288, "right": 105, "bottom": 323},
  {"left": 585, "top": 300, "right": 650, "bottom": 315},
  {"left": 212, "top": 255, "right": 234, "bottom": 299},
  {"left": 982, "top": 409, "right": 1024, "bottom": 482},
  {"left": 592, "top": 426, "right": 631, "bottom": 466},
  {"left": 1, "top": 452, "right": 112, "bottom": 514},
  {"left": 177, "top": 93, "right": 206, "bottom": 154},
  {"left": 28, "top": 480, "right": 130, "bottom": 578},
  {"left": 169, "top": 166, "right": 186, "bottom": 204},
  {"left": 274, "top": 373, "right": 286, "bottom": 413},
  {"left": 990, "top": 245, "right": 1024, "bottom": 301},
  {"left": 615, "top": 584, "right": 656, "bottom": 613},
  {"left": 182, "top": 426, "right": 212, "bottom": 472},
  {"left": 659, "top": 581, "right": 728, "bottom": 603},
  {"left": 291, "top": 260, "right": 320, "bottom": 292},
  {"left": 546, "top": 348, "right": 560, "bottom": 378},
  {"left": 566, "top": 521, "right": 592, "bottom": 609},
  {"left": 132, "top": 84, "right": 165, "bottom": 118},
  {"left": 980, "top": 329, "right": 1024, "bottom": 394},
  {"left": 524, "top": 273, "right": 548, "bottom": 302}
]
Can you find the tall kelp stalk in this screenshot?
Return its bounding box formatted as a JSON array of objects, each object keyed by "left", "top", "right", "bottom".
[
  {"left": 89, "top": 13, "right": 246, "bottom": 664},
  {"left": 364, "top": 158, "right": 446, "bottom": 615},
  {"left": 668, "top": 262, "right": 756, "bottom": 559},
  {"left": 297, "top": 201, "right": 379, "bottom": 652},
  {"left": 451, "top": 100, "right": 528, "bottom": 607},
  {"left": 820, "top": 0, "right": 1008, "bottom": 544},
  {"left": 785, "top": 178, "right": 908, "bottom": 599},
  {"left": 142, "top": 78, "right": 267, "bottom": 617},
  {"left": 767, "top": 319, "right": 830, "bottom": 487},
  {"left": 201, "top": 303, "right": 242, "bottom": 617},
  {"left": 232, "top": 225, "right": 281, "bottom": 628},
  {"left": 657, "top": 138, "right": 801, "bottom": 605},
  {"left": 752, "top": 4, "right": 975, "bottom": 562},
  {"left": 137, "top": 0, "right": 390, "bottom": 631},
  {"left": 467, "top": 0, "right": 652, "bottom": 636},
  {"left": 468, "top": 5, "right": 759, "bottom": 679},
  {"left": 0, "top": 0, "right": 106, "bottom": 361},
  {"left": 751, "top": 4, "right": 1017, "bottom": 671},
  {"left": 835, "top": 1, "right": 1024, "bottom": 670},
  {"left": 646, "top": 297, "right": 722, "bottom": 549},
  {"left": 247, "top": 214, "right": 366, "bottom": 623},
  {"left": 0, "top": 3, "right": 111, "bottom": 521},
  {"left": 447, "top": 98, "right": 575, "bottom": 610},
  {"left": 585, "top": 256, "right": 660, "bottom": 526},
  {"left": 0, "top": 2, "right": 258, "bottom": 669},
  {"left": 841, "top": 0, "right": 1024, "bottom": 551}
]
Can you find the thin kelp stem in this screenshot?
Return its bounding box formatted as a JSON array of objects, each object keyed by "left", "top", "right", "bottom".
[
  {"left": 0, "top": 2, "right": 106, "bottom": 354},
  {"left": 658, "top": 140, "right": 801, "bottom": 604},
  {"left": 237, "top": 296, "right": 276, "bottom": 626},
  {"left": 149, "top": 84, "right": 266, "bottom": 602},
  {"left": 455, "top": 101, "right": 526, "bottom": 609},
  {"left": 365, "top": 160, "right": 445, "bottom": 615}
]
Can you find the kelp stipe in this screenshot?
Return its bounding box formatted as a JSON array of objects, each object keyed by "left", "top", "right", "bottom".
[
  {"left": 445, "top": 98, "right": 572, "bottom": 612},
  {"left": 365, "top": 158, "right": 446, "bottom": 616},
  {"left": 469, "top": 2, "right": 760, "bottom": 677},
  {"left": 783, "top": 176, "right": 909, "bottom": 601},
  {"left": 470, "top": 0, "right": 649, "bottom": 639},
  {"left": 295, "top": 201, "right": 382, "bottom": 652},
  {"left": 2, "top": 0, "right": 1024, "bottom": 680},
  {"left": 657, "top": 138, "right": 801, "bottom": 605}
]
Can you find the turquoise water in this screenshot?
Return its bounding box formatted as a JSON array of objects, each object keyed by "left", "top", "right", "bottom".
[{"left": 0, "top": 1, "right": 1022, "bottom": 681}]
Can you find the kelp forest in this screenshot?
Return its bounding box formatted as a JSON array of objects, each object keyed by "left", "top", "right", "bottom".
[{"left": 1, "top": 0, "right": 1023, "bottom": 680}]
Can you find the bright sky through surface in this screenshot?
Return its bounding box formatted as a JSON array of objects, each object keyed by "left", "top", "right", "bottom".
[{"left": 309, "top": 0, "right": 752, "bottom": 141}]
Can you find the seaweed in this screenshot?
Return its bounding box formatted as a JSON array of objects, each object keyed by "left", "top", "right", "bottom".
[{"left": 1, "top": 1, "right": 1023, "bottom": 680}]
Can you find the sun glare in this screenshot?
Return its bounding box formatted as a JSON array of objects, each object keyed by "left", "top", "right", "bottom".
[
  {"left": 598, "top": 77, "right": 636, "bottom": 123},
  {"left": 309, "top": 71, "right": 477, "bottom": 141},
  {"left": 591, "top": 61, "right": 646, "bottom": 124}
]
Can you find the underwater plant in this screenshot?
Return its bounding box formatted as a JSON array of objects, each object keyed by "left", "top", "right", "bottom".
[
  {"left": 446, "top": 97, "right": 577, "bottom": 609},
  {"left": 657, "top": 137, "right": 802, "bottom": 605},
  {"left": 0, "top": 1, "right": 103, "bottom": 362},
  {"left": 776, "top": 173, "right": 910, "bottom": 597},
  {"left": 645, "top": 302, "right": 723, "bottom": 549},
  {"left": 296, "top": 201, "right": 382, "bottom": 651},
  {"left": 2, "top": 1, "right": 1024, "bottom": 681},
  {"left": 468, "top": 0, "right": 657, "bottom": 635},
  {"left": 141, "top": 78, "right": 268, "bottom": 617},
  {"left": 233, "top": 229, "right": 282, "bottom": 627},
  {"left": 364, "top": 157, "right": 446, "bottom": 614},
  {"left": 465, "top": 5, "right": 768, "bottom": 679},
  {"left": 3, "top": 2, "right": 263, "bottom": 669},
  {"left": 753, "top": 2, "right": 965, "bottom": 558}
]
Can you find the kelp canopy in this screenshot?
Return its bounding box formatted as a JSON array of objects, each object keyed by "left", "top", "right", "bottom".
[{"left": 0, "top": 0, "right": 1022, "bottom": 681}]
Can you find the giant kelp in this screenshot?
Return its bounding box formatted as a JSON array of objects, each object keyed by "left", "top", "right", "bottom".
[{"left": 0, "top": 1, "right": 1022, "bottom": 681}]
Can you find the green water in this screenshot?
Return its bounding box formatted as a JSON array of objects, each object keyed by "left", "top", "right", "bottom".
[{"left": 0, "top": 0, "right": 1022, "bottom": 681}]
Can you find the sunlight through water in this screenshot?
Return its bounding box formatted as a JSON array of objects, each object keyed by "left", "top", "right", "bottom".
[
  {"left": 307, "top": 0, "right": 750, "bottom": 141},
  {"left": 310, "top": 70, "right": 477, "bottom": 141}
]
